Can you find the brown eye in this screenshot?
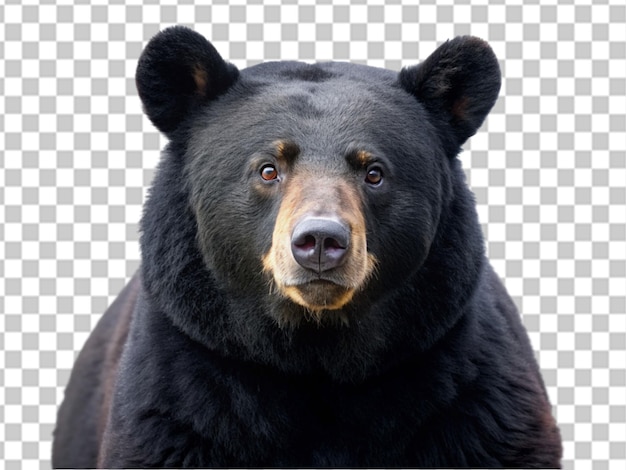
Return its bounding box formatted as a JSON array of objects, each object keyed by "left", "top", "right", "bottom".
[
  {"left": 260, "top": 164, "right": 279, "bottom": 181},
  {"left": 365, "top": 167, "right": 383, "bottom": 186}
]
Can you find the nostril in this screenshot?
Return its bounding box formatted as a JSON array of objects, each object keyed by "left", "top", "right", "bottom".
[
  {"left": 323, "top": 237, "right": 345, "bottom": 251},
  {"left": 294, "top": 235, "right": 316, "bottom": 251}
]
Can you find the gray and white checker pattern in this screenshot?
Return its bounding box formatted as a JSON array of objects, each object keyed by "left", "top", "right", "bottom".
[{"left": 1, "top": 1, "right": 625, "bottom": 468}]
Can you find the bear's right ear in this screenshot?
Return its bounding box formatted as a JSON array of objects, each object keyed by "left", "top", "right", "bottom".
[{"left": 136, "top": 26, "right": 239, "bottom": 136}]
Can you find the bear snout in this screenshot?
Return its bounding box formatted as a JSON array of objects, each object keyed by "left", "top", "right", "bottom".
[
  {"left": 291, "top": 217, "right": 351, "bottom": 273},
  {"left": 261, "top": 173, "right": 376, "bottom": 316}
]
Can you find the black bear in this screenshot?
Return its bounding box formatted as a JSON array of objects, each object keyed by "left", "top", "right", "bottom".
[{"left": 52, "top": 26, "right": 562, "bottom": 468}]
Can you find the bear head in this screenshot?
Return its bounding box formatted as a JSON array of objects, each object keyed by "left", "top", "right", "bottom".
[{"left": 136, "top": 26, "right": 500, "bottom": 380}]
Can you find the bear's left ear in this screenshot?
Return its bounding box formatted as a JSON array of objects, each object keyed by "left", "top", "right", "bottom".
[
  {"left": 136, "top": 26, "right": 239, "bottom": 137},
  {"left": 399, "top": 36, "right": 501, "bottom": 150}
]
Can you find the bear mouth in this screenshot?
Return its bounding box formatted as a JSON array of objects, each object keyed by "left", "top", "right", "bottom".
[{"left": 282, "top": 279, "right": 356, "bottom": 312}]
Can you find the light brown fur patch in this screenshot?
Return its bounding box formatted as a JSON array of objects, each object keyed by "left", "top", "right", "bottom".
[
  {"left": 263, "top": 169, "right": 376, "bottom": 314},
  {"left": 193, "top": 66, "right": 208, "bottom": 96},
  {"left": 355, "top": 150, "right": 373, "bottom": 167},
  {"left": 273, "top": 140, "right": 300, "bottom": 162}
]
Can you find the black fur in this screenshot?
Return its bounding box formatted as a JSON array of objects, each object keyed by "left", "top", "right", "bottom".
[
  {"left": 399, "top": 36, "right": 502, "bottom": 156},
  {"left": 135, "top": 25, "right": 239, "bottom": 137},
  {"left": 53, "top": 27, "right": 562, "bottom": 468}
]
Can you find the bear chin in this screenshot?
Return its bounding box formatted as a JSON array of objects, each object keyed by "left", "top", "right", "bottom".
[{"left": 285, "top": 281, "right": 355, "bottom": 312}]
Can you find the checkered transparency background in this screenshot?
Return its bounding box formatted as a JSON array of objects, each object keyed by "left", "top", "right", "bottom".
[{"left": 1, "top": 0, "right": 625, "bottom": 468}]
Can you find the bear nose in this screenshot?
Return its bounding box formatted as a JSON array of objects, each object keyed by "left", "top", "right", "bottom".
[{"left": 291, "top": 218, "right": 350, "bottom": 272}]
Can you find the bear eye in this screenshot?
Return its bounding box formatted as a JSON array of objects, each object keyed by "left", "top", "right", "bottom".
[
  {"left": 260, "top": 164, "right": 279, "bottom": 181},
  {"left": 365, "top": 166, "right": 383, "bottom": 186}
]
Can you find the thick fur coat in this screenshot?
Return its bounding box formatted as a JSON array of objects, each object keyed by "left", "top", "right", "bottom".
[{"left": 53, "top": 26, "right": 562, "bottom": 467}]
